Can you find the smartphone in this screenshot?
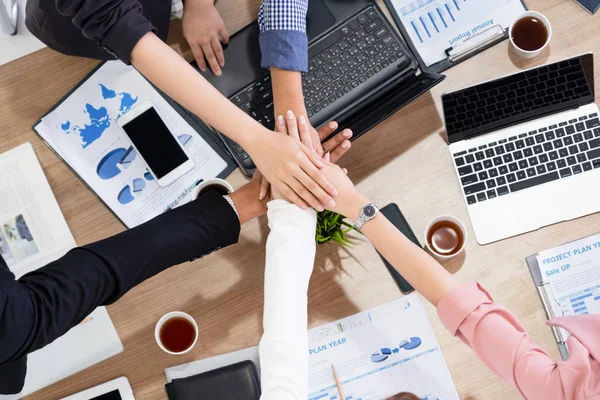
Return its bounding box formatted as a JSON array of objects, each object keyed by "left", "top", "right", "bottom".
[
  {"left": 118, "top": 100, "right": 194, "bottom": 186},
  {"left": 574, "top": 0, "right": 600, "bottom": 13},
  {"left": 377, "top": 203, "right": 418, "bottom": 294}
]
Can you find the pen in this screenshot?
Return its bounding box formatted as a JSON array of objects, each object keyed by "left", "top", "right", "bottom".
[{"left": 332, "top": 364, "right": 345, "bottom": 399}]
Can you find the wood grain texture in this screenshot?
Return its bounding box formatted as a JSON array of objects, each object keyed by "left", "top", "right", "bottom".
[{"left": 0, "top": 0, "right": 598, "bottom": 398}]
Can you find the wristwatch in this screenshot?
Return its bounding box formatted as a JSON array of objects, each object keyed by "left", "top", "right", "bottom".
[{"left": 354, "top": 203, "right": 379, "bottom": 231}]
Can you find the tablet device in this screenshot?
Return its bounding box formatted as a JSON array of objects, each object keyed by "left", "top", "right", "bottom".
[{"left": 60, "top": 377, "right": 134, "bottom": 400}]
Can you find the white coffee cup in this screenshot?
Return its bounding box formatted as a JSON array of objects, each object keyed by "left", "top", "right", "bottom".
[
  {"left": 155, "top": 311, "right": 199, "bottom": 355},
  {"left": 509, "top": 11, "right": 552, "bottom": 59},
  {"left": 193, "top": 178, "right": 234, "bottom": 199},
  {"left": 424, "top": 216, "right": 467, "bottom": 261}
]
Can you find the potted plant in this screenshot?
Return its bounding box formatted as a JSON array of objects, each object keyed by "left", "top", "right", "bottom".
[{"left": 315, "top": 210, "right": 359, "bottom": 246}]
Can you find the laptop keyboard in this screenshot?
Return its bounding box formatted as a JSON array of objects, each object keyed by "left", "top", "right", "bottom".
[
  {"left": 454, "top": 113, "right": 600, "bottom": 205},
  {"left": 224, "top": 6, "right": 408, "bottom": 174},
  {"left": 443, "top": 58, "right": 593, "bottom": 137}
]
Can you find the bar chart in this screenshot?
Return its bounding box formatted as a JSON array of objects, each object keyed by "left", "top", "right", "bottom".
[
  {"left": 389, "top": 0, "right": 525, "bottom": 66},
  {"left": 561, "top": 284, "right": 600, "bottom": 315},
  {"left": 400, "top": 0, "right": 467, "bottom": 44}
]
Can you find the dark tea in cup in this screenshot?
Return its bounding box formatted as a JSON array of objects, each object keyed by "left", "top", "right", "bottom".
[
  {"left": 155, "top": 312, "right": 198, "bottom": 354},
  {"left": 511, "top": 16, "right": 549, "bottom": 51},
  {"left": 424, "top": 216, "right": 467, "bottom": 260},
  {"left": 159, "top": 317, "right": 196, "bottom": 353}
]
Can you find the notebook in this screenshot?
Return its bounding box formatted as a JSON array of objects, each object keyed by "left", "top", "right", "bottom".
[{"left": 526, "top": 232, "right": 600, "bottom": 359}]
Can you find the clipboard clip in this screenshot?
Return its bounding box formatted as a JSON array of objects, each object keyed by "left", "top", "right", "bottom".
[
  {"left": 538, "top": 282, "right": 566, "bottom": 344},
  {"left": 445, "top": 24, "right": 506, "bottom": 63}
]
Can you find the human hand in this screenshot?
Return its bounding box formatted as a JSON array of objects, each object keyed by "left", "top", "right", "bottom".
[
  {"left": 182, "top": 0, "right": 229, "bottom": 76},
  {"left": 228, "top": 173, "right": 268, "bottom": 224},
  {"left": 283, "top": 111, "right": 352, "bottom": 160},
  {"left": 258, "top": 112, "right": 353, "bottom": 199},
  {"left": 318, "top": 158, "right": 369, "bottom": 222},
  {"left": 245, "top": 124, "right": 338, "bottom": 212}
]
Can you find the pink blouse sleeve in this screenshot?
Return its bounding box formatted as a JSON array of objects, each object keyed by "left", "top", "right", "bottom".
[{"left": 437, "top": 283, "right": 600, "bottom": 399}]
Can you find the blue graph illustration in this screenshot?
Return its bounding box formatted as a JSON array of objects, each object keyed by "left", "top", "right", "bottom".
[
  {"left": 562, "top": 284, "right": 600, "bottom": 315},
  {"left": 370, "top": 337, "right": 422, "bottom": 363},
  {"left": 406, "top": 0, "right": 467, "bottom": 43},
  {"left": 118, "top": 185, "right": 135, "bottom": 204},
  {"left": 309, "top": 347, "right": 441, "bottom": 400},
  {"left": 97, "top": 147, "right": 134, "bottom": 179},
  {"left": 178, "top": 134, "right": 192, "bottom": 147}
]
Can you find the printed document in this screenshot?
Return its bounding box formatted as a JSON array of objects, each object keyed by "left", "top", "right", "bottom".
[
  {"left": 0, "top": 143, "right": 122, "bottom": 399},
  {"left": 167, "top": 294, "right": 459, "bottom": 400},
  {"left": 35, "top": 61, "right": 228, "bottom": 228},
  {"left": 389, "top": 0, "right": 525, "bottom": 66},
  {"left": 537, "top": 233, "right": 600, "bottom": 341},
  {"left": 0, "top": 143, "right": 75, "bottom": 277}
]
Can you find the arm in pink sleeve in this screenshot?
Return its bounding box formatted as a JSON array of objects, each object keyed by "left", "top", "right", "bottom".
[{"left": 437, "top": 283, "right": 599, "bottom": 400}]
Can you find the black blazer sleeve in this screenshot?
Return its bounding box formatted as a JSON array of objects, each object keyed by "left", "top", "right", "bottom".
[
  {"left": 53, "top": 0, "right": 156, "bottom": 63},
  {"left": 0, "top": 191, "right": 239, "bottom": 394}
]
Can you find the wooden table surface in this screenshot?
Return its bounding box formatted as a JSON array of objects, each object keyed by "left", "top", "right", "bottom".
[{"left": 1, "top": 0, "right": 599, "bottom": 399}]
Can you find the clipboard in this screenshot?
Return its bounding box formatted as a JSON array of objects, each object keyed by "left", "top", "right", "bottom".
[
  {"left": 382, "top": 0, "right": 529, "bottom": 74},
  {"left": 32, "top": 61, "right": 236, "bottom": 229},
  {"left": 526, "top": 252, "right": 570, "bottom": 360}
]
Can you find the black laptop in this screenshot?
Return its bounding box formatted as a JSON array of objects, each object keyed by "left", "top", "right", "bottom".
[{"left": 197, "top": 0, "right": 444, "bottom": 176}]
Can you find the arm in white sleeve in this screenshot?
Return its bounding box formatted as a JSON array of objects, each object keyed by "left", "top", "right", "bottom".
[{"left": 259, "top": 199, "right": 317, "bottom": 400}]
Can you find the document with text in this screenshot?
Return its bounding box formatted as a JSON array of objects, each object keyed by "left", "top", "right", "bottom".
[
  {"left": 536, "top": 232, "right": 600, "bottom": 342},
  {"left": 389, "top": 0, "right": 525, "bottom": 66},
  {"left": 167, "top": 294, "right": 458, "bottom": 400},
  {"left": 0, "top": 142, "right": 75, "bottom": 277},
  {"left": 34, "top": 61, "right": 230, "bottom": 228}
]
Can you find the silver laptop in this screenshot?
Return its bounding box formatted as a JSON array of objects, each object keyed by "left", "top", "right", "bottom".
[{"left": 442, "top": 53, "right": 600, "bottom": 244}]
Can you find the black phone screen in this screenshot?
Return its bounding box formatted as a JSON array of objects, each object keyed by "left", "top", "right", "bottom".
[
  {"left": 90, "top": 389, "right": 122, "bottom": 400},
  {"left": 121, "top": 107, "right": 189, "bottom": 179}
]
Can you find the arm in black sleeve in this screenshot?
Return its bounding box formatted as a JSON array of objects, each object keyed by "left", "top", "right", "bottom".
[
  {"left": 54, "top": 0, "right": 155, "bottom": 63},
  {"left": 0, "top": 191, "right": 239, "bottom": 374}
]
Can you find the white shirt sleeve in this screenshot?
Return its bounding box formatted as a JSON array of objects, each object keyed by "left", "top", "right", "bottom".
[{"left": 259, "top": 199, "right": 317, "bottom": 400}]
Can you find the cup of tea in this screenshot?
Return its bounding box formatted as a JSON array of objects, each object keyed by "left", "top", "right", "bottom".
[
  {"left": 193, "top": 178, "right": 234, "bottom": 198},
  {"left": 509, "top": 11, "right": 552, "bottom": 59},
  {"left": 155, "top": 311, "right": 199, "bottom": 355},
  {"left": 424, "top": 216, "right": 467, "bottom": 260}
]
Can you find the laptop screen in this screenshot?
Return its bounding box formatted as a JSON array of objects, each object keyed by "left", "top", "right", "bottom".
[{"left": 443, "top": 54, "right": 595, "bottom": 144}]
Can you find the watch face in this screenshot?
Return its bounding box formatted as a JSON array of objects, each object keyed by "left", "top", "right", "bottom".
[{"left": 363, "top": 205, "right": 377, "bottom": 218}]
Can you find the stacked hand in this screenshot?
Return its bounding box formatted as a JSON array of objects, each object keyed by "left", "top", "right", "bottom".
[{"left": 269, "top": 112, "right": 364, "bottom": 220}]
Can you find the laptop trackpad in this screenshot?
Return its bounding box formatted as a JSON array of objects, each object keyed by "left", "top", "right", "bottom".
[{"left": 307, "top": 0, "right": 336, "bottom": 41}]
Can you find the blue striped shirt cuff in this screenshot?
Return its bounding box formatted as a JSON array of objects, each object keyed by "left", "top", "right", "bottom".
[{"left": 259, "top": 30, "right": 308, "bottom": 72}]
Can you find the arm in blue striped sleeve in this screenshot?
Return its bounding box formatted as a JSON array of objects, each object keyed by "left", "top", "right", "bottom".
[{"left": 258, "top": 0, "right": 309, "bottom": 72}]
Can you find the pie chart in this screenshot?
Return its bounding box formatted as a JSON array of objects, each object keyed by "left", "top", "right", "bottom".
[
  {"left": 399, "top": 337, "right": 422, "bottom": 350},
  {"left": 371, "top": 348, "right": 392, "bottom": 363},
  {"left": 97, "top": 148, "right": 134, "bottom": 179},
  {"left": 178, "top": 134, "right": 192, "bottom": 146},
  {"left": 132, "top": 178, "right": 145, "bottom": 193},
  {"left": 117, "top": 185, "right": 135, "bottom": 204}
]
